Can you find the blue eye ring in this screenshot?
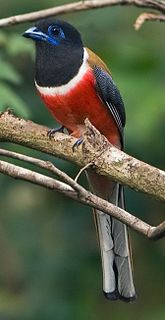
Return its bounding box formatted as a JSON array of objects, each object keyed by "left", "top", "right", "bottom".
[{"left": 48, "top": 25, "right": 65, "bottom": 39}]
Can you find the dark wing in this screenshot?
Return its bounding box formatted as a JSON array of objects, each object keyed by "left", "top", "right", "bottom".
[
  {"left": 93, "top": 65, "right": 126, "bottom": 143},
  {"left": 86, "top": 48, "right": 125, "bottom": 145}
]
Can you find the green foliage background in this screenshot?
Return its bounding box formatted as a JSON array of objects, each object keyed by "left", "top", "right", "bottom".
[{"left": 0, "top": 1, "right": 164, "bottom": 319}]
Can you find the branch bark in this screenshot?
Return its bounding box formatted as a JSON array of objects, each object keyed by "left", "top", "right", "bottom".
[
  {"left": 0, "top": 111, "right": 165, "bottom": 202},
  {"left": 134, "top": 12, "right": 165, "bottom": 29},
  {"left": 0, "top": 156, "right": 164, "bottom": 240},
  {"left": 0, "top": 0, "right": 164, "bottom": 29}
]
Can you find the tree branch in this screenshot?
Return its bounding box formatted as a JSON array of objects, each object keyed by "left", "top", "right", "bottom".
[
  {"left": 0, "top": 148, "right": 85, "bottom": 194},
  {"left": 0, "top": 0, "right": 164, "bottom": 29},
  {"left": 134, "top": 12, "right": 165, "bottom": 29},
  {"left": 0, "top": 156, "right": 164, "bottom": 240},
  {"left": 0, "top": 111, "right": 165, "bottom": 203}
]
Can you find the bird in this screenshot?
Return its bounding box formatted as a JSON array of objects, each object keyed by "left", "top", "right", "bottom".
[{"left": 23, "top": 18, "right": 136, "bottom": 302}]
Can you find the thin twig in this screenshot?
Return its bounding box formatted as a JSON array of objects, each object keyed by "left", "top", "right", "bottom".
[
  {"left": 0, "top": 148, "right": 84, "bottom": 194},
  {"left": 75, "top": 162, "right": 93, "bottom": 182},
  {"left": 148, "top": 221, "right": 165, "bottom": 240},
  {"left": 135, "top": 12, "right": 165, "bottom": 30},
  {"left": 0, "top": 0, "right": 164, "bottom": 28},
  {"left": 0, "top": 159, "right": 164, "bottom": 239}
]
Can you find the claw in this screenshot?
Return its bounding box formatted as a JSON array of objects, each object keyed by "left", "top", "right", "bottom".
[
  {"left": 47, "top": 126, "right": 65, "bottom": 139},
  {"left": 72, "top": 138, "right": 83, "bottom": 151}
]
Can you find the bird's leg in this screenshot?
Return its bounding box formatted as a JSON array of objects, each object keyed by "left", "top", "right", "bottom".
[
  {"left": 72, "top": 137, "right": 84, "bottom": 151},
  {"left": 70, "top": 126, "right": 85, "bottom": 151},
  {"left": 47, "top": 126, "right": 65, "bottom": 139}
]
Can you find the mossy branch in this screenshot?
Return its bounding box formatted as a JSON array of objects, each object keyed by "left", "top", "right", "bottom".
[{"left": 0, "top": 111, "right": 165, "bottom": 202}]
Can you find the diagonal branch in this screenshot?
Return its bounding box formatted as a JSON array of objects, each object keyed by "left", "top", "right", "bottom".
[
  {"left": 0, "top": 148, "right": 85, "bottom": 194},
  {"left": 0, "top": 0, "right": 164, "bottom": 28},
  {"left": 0, "top": 111, "right": 165, "bottom": 202},
  {"left": 0, "top": 157, "right": 164, "bottom": 240}
]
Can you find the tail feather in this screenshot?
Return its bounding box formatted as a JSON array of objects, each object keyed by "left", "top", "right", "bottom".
[{"left": 86, "top": 171, "right": 136, "bottom": 302}]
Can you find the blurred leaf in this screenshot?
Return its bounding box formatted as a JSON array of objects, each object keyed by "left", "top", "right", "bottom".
[
  {"left": 0, "top": 60, "right": 22, "bottom": 84},
  {"left": 7, "top": 34, "right": 34, "bottom": 57},
  {"left": 0, "top": 31, "right": 7, "bottom": 47},
  {"left": 0, "top": 82, "right": 30, "bottom": 117},
  {"left": 0, "top": 30, "right": 34, "bottom": 58}
]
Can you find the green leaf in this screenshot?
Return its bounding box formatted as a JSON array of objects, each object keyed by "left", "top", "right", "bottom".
[
  {"left": 0, "top": 82, "right": 30, "bottom": 117},
  {"left": 0, "top": 30, "right": 7, "bottom": 47},
  {"left": 0, "top": 60, "right": 22, "bottom": 84},
  {"left": 7, "top": 33, "right": 35, "bottom": 57}
]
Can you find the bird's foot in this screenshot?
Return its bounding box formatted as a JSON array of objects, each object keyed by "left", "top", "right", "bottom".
[
  {"left": 47, "top": 126, "right": 65, "bottom": 139},
  {"left": 72, "top": 137, "right": 83, "bottom": 151}
]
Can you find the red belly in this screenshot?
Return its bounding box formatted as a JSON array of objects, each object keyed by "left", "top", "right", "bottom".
[{"left": 38, "top": 69, "right": 120, "bottom": 147}]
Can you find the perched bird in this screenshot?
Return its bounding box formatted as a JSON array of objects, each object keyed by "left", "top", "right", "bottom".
[{"left": 23, "top": 19, "right": 136, "bottom": 302}]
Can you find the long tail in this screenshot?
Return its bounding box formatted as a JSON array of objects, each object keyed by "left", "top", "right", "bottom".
[{"left": 86, "top": 171, "right": 136, "bottom": 302}]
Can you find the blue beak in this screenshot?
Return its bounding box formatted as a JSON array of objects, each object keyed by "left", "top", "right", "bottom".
[
  {"left": 23, "top": 27, "right": 58, "bottom": 46},
  {"left": 23, "top": 27, "right": 48, "bottom": 42}
]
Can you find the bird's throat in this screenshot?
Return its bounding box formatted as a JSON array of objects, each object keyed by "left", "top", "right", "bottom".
[{"left": 35, "top": 42, "right": 84, "bottom": 87}]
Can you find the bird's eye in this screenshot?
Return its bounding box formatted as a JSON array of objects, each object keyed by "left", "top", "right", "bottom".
[
  {"left": 51, "top": 26, "right": 60, "bottom": 36},
  {"left": 48, "top": 25, "right": 65, "bottom": 42}
]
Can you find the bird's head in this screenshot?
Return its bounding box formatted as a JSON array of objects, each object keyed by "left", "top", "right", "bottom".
[
  {"left": 23, "top": 18, "right": 83, "bottom": 49},
  {"left": 23, "top": 19, "right": 84, "bottom": 87}
]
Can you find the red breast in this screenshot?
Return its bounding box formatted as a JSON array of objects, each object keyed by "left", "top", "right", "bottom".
[{"left": 36, "top": 66, "right": 120, "bottom": 147}]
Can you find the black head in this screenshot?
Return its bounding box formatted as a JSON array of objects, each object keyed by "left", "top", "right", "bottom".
[
  {"left": 23, "top": 18, "right": 83, "bottom": 48},
  {"left": 23, "top": 19, "right": 84, "bottom": 86}
]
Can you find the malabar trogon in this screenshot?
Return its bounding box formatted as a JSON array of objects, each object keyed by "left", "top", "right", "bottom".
[{"left": 23, "top": 19, "right": 136, "bottom": 302}]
